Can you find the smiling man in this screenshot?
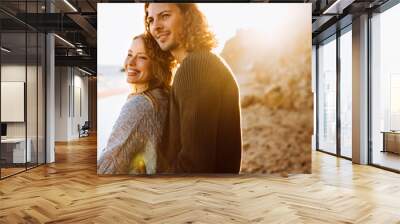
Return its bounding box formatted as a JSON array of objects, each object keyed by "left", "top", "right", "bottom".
[{"left": 145, "top": 3, "right": 242, "bottom": 173}]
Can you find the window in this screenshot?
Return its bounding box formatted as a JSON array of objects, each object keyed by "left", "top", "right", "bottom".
[
  {"left": 339, "top": 28, "right": 352, "bottom": 158},
  {"left": 371, "top": 2, "right": 400, "bottom": 171},
  {"left": 0, "top": 1, "right": 46, "bottom": 179},
  {"left": 317, "top": 36, "right": 337, "bottom": 154}
]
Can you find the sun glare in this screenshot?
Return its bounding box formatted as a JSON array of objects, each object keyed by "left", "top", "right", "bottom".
[{"left": 198, "top": 3, "right": 310, "bottom": 53}]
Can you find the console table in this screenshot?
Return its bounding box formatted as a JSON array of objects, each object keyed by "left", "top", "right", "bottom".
[
  {"left": 381, "top": 131, "right": 400, "bottom": 154},
  {"left": 0, "top": 138, "right": 32, "bottom": 164}
]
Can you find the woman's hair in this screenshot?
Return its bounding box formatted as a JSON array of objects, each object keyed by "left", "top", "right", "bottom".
[
  {"left": 125, "top": 33, "right": 176, "bottom": 89},
  {"left": 144, "top": 3, "right": 217, "bottom": 52}
]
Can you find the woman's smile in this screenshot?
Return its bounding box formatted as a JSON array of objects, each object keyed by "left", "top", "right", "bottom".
[{"left": 127, "top": 67, "right": 141, "bottom": 78}]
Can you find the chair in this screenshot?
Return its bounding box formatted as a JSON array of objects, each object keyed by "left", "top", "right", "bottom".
[{"left": 79, "top": 121, "right": 90, "bottom": 138}]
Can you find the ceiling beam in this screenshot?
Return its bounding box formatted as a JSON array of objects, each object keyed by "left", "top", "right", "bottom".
[
  {"left": 55, "top": 55, "right": 96, "bottom": 72},
  {"left": 323, "top": 0, "right": 356, "bottom": 14},
  {"left": 67, "top": 13, "right": 97, "bottom": 40}
]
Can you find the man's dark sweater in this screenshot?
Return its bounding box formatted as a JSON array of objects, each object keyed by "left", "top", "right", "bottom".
[{"left": 158, "top": 50, "right": 242, "bottom": 173}]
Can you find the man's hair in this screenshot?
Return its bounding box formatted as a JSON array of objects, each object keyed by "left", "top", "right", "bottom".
[
  {"left": 124, "top": 33, "right": 176, "bottom": 89},
  {"left": 144, "top": 3, "right": 217, "bottom": 52}
]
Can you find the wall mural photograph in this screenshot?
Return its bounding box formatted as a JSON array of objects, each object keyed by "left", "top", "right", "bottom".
[{"left": 97, "top": 3, "right": 312, "bottom": 175}]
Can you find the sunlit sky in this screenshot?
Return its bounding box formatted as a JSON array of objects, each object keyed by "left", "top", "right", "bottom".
[{"left": 98, "top": 3, "right": 310, "bottom": 66}]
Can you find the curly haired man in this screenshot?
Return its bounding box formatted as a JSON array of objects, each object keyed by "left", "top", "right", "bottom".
[{"left": 145, "top": 3, "right": 242, "bottom": 173}]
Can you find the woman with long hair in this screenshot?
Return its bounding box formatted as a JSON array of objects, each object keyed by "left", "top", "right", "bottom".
[{"left": 97, "top": 33, "right": 175, "bottom": 174}]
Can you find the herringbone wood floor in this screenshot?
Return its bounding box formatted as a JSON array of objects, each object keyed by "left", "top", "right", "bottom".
[{"left": 1, "top": 135, "right": 400, "bottom": 224}]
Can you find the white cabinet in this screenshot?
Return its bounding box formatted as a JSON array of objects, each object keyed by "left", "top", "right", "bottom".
[{"left": 1, "top": 138, "right": 32, "bottom": 163}]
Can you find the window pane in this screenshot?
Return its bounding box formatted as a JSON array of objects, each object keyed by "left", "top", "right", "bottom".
[
  {"left": 318, "top": 37, "right": 337, "bottom": 154},
  {"left": 371, "top": 3, "right": 400, "bottom": 171},
  {"left": 27, "top": 31, "right": 38, "bottom": 169},
  {"left": 1, "top": 31, "right": 27, "bottom": 177},
  {"left": 340, "top": 29, "right": 352, "bottom": 158},
  {"left": 38, "top": 32, "right": 45, "bottom": 165}
]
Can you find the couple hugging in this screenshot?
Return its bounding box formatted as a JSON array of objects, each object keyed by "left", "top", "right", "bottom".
[{"left": 98, "top": 3, "right": 242, "bottom": 174}]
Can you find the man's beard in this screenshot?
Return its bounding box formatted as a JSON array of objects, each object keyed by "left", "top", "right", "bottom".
[{"left": 160, "top": 39, "right": 179, "bottom": 52}]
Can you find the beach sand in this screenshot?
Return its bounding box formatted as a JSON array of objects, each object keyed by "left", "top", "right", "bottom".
[
  {"left": 221, "top": 28, "right": 313, "bottom": 174},
  {"left": 238, "top": 71, "right": 313, "bottom": 174}
]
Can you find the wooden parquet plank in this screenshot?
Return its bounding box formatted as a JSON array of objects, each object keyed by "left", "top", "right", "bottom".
[{"left": 0, "top": 134, "right": 400, "bottom": 223}]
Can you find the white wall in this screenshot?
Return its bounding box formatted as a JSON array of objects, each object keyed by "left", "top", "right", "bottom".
[
  {"left": 1, "top": 65, "right": 25, "bottom": 127},
  {"left": 55, "top": 66, "right": 69, "bottom": 141},
  {"left": 1, "top": 65, "right": 27, "bottom": 147},
  {"left": 72, "top": 73, "right": 89, "bottom": 138},
  {"left": 54, "top": 67, "right": 89, "bottom": 141},
  {"left": 1, "top": 63, "right": 46, "bottom": 164},
  {"left": 1, "top": 65, "right": 36, "bottom": 138}
]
